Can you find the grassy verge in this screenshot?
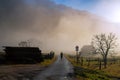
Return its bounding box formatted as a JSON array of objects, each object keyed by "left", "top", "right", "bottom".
[
  {"left": 40, "top": 56, "right": 57, "bottom": 67},
  {"left": 74, "top": 67, "right": 111, "bottom": 80},
  {"left": 66, "top": 55, "right": 112, "bottom": 80},
  {"left": 103, "top": 64, "right": 120, "bottom": 79}
]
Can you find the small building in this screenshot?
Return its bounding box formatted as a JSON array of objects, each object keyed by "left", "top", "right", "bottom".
[{"left": 4, "top": 46, "right": 43, "bottom": 64}]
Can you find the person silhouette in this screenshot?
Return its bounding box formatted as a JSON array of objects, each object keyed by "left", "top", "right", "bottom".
[{"left": 60, "top": 52, "right": 63, "bottom": 60}]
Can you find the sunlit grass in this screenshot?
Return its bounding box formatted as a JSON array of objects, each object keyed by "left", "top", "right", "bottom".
[
  {"left": 103, "top": 64, "right": 120, "bottom": 78},
  {"left": 65, "top": 55, "right": 120, "bottom": 80},
  {"left": 40, "top": 56, "right": 57, "bottom": 67}
]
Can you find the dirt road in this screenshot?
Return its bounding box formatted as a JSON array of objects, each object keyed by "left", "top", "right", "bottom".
[{"left": 33, "top": 56, "right": 74, "bottom": 80}]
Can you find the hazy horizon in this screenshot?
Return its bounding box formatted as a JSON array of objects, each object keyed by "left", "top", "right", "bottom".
[{"left": 0, "top": 0, "right": 120, "bottom": 54}]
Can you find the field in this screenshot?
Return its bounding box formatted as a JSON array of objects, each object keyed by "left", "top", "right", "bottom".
[{"left": 66, "top": 55, "right": 120, "bottom": 80}]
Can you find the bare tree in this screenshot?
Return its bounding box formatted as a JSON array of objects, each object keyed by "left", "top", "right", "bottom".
[
  {"left": 92, "top": 33, "right": 117, "bottom": 68},
  {"left": 18, "top": 41, "right": 30, "bottom": 47}
]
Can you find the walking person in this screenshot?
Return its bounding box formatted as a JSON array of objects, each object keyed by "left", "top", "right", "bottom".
[{"left": 60, "top": 52, "right": 63, "bottom": 60}]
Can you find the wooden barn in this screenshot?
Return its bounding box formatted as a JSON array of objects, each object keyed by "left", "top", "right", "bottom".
[{"left": 4, "top": 47, "right": 43, "bottom": 64}]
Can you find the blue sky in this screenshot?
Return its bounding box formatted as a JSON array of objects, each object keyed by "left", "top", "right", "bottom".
[
  {"left": 52, "top": 0, "right": 120, "bottom": 23},
  {"left": 25, "top": 0, "right": 120, "bottom": 23},
  {"left": 52, "top": 0, "right": 99, "bottom": 11}
]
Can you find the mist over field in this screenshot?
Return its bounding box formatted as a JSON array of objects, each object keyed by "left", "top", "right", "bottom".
[{"left": 0, "top": 0, "right": 120, "bottom": 53}]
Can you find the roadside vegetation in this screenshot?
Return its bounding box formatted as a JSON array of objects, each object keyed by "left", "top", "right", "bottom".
[
  {"left": 66, "top": 55, "right": 120, "bottom": 80},
  {"left": 65, "top": 33, "right": 120, "bottom": 80},
  {"left": 40, "top": 55, "right": 56, "bottom": 67}
]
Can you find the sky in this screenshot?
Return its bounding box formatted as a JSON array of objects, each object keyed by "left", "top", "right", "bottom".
[
  {"left": 52, "top": 0, "right": 98, "bottom": 11},
  {"left": 52, "top": 0, "right": 120, "bottom": 23},
  {"left": 0, "top": 0, "right": 120, "bottom": 54}
]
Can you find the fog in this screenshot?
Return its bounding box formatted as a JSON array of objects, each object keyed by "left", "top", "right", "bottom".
[{"left": 0, "top": 0, "right": 120, "bottom": 53}]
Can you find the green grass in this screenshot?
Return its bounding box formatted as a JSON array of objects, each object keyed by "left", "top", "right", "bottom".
[
  {"left": 65, "top": 55, "right": 118, "bottom": 80},
  {"left": 74, "top": 66, "right": 111, "bottom": 80}
]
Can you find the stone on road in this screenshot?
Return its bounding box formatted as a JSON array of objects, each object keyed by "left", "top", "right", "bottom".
[{"left": 33, "top": 56, "right": 74, "bottom": 80}]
